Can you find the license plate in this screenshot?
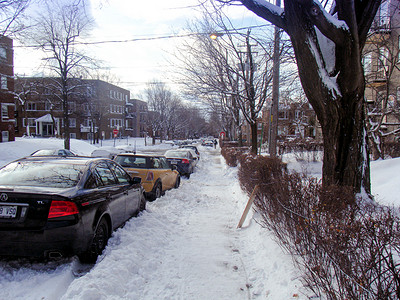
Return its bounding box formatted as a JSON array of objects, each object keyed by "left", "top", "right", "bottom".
[
  {"left": 171, "top": 160, "right": 178, "bottom": 165},
  {"left": 0, "top": 205, "right": 17, "bottom": 218}
]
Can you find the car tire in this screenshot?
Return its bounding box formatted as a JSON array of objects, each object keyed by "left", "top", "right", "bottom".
[
  {"left": 155, "top": 183, "right": 162, "bottom": 199},
  {"left": 174, "top": 176, "right": 180, "bottom": 188},
  {"left": 148, "top": 183, "right": 162, "bottom": 202},
  {"left": 78, "top": 217, "right": 109, "bottom": 264}
]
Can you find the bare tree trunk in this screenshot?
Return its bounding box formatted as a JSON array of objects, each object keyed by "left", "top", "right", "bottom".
[{"left": 250, "top": 121, "right": 258, "bottom": 154}]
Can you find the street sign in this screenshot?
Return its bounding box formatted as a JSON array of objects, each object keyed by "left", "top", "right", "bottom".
[
  {"left": 113, "top": 129, "right": 119, "bottom": 138},
  {"left": 220, "top": 131, "right": 226, "bottom": 139}
]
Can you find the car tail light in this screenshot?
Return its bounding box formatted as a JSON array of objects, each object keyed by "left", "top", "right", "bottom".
[
  {"left": 146, "top": 171, "right": 154, "bottom": 181},
  {"left": 182, "top": 159, "right": 190, "bottom": 164},
  {"left": 48, "top": 201, "right": 79, "bottom": 219}
]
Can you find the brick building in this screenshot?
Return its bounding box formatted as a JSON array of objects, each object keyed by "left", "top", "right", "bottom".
[
  {"left": 125, "top": 99, "right": 148, "bottom": 138},
  {"left": 0, "top": 36, "right": 15, "bottom": 142},
  {"left": 14, "top": 78, "right": 145, "bottom": 141}
]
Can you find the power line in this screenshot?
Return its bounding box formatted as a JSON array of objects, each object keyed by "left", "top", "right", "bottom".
[{"left": 14, "top": 24, "right": 270, "bottom": 48}]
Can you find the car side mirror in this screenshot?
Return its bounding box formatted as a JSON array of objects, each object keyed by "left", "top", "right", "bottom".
[{"left": 131, "top": 177, "right": 142, "bottom": 185}]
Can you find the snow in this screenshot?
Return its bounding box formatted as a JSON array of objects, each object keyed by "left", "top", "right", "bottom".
[
  {"left": 254, "top": 0, "right": 284, "bottom": 17},
  {"left": 0, "top": 137, "right": 398, "bottom": 299}
]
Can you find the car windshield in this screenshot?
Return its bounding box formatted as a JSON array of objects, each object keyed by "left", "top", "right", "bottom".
[
  {"left": 114, "top": 155, "right": 147, "bottom": 169},
  {"left": 0, "top": 161, "right": 85, "bottom": 188},
  {"left": 165, "top": 151, "right": 187, "bottom": 158},
  {"left": 31, "top": 149, "right": 57, "bottom": 156}
]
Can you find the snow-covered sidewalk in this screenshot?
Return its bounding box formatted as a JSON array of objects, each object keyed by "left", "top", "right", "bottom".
[
  {"left": 0, "top": 144, "right": 306, "bottom": 300},
  {"left": 62, "top": 148, "right": 305, "bottom": 299}
]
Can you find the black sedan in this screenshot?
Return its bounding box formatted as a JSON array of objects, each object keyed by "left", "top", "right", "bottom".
[
  {"left": 0, "top": 156, "right": 145, "bottom": 263},
  {"left": 164, "top": 149, "right": 198, "bottom": 178}
]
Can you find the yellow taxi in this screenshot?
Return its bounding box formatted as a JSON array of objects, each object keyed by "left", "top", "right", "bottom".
[{"left": 114, "top": 153, "right": 180, "bottom": 201}]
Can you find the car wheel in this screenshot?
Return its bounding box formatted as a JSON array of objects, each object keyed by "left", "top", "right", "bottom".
[
  {"left": 155, "top": 183, "right": 162, "bottom": 199},
  {"left": 174, "top": 175, "right": 180, "bottom": 188},
  {"left": 79, "top": 217, "right": 109, "bottom": 264},
  {"left": 139, "top": 193, "right": 146, "bottom": 211}
]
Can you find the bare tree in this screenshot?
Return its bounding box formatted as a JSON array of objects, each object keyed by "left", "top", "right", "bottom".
[
  {"left": 145, "top": 80, "right": 176, "bottom": 143},
  {"left": 14, "top": 76, "right": 39, "bottom": 136},
  {"left": 177, "top": 11, "right": 294, "bottom": 154},
  {"left": 29, "top": 0, "right": 94, "bottom": 149},
  {"left": 0, "top": 0, "right": 30, "bottom": 36},
  {"left": 363, "top": 1, "right": 400, "bottom": 160},
  {"left": 216, "top": 0, "right": 381, "bottom": 194}
]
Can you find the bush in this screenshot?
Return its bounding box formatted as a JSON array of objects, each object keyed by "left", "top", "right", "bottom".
[
  {"left": 220, "top": 146, "right": 248, "bottom": 167},
  {"left": 237, "top": 155, "right": 400, "bottom": 299}
]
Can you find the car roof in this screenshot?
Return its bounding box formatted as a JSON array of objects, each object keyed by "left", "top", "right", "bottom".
[
  {"left": 116, "top": 153, "right": 166, "bottom": 158},
  {"left": 10, "top": 155, "right": 109, "bottom": 166}
]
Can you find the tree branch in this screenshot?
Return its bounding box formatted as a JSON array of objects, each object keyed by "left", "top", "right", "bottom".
[{"left": 239, "top": 0, "right": 286, "bottom": 31}]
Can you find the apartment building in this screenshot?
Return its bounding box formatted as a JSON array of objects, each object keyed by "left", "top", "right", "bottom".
[
  {"left": 125, "top": 98, "right": 148, "bottom": 137},
  {"left": 14, "top": 78, "right": 145, "bottom": 141},
  {"left": 0, "top": 36, "right": 15, "bottom": 142},
  {"left": 363, "top": 0, "right": 400, "bottom": 145}
]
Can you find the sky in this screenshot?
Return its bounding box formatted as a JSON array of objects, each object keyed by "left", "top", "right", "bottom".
[{"left": 13, "top": 0, "right": 267, "bottom": 98}]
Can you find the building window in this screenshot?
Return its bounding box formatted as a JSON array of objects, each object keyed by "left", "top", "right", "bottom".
[
  {"left": 377, "top": 47, "right": 389, "bottom": 76},
  {"left": 27, "top": 102, "right": 37, "bottom": 111},
  {"left": 1, "top": 75, "right": 7, "bottom": 90},
  {"left": 110, "top": 118, "right": 123, "bottom": 128},
  {"left": 1, "top": 104, "right": 8, "bottom": 120},
  {"left": 278, "top": 111, "right": 288, "bottom": 120},
  {"left": 398, "top": 36, "right": 400, "bottom": 62},
  {"left": 70, "top": 133, "right": 76, "bottom": 139},
  {"left": 23, "top": 118, "right": 36, "bottom": 127},
  {"left": 68, "top": 102, "right": 76, "bottom": 114},
  {"left": 69, "top": 118, "right": 76, "bottom": 128},
  {"left": 0, "top": 46, "right": 6, "bottom": 59},
  {"left": 295, "top": 110, "right": 303, "bottom": 120},
  {"left": 363, "top": 52, "right": 372, "bottom": 74},
  {"left": 83, "top": 118, "right": 92, "bottom": 127},
  {"left": 45, "top": 101, "right": 52, "bottom": 111}
]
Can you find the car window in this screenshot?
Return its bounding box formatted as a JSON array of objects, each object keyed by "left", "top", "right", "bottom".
[
  {"left": 115, "top": 155, "right": 147, "bottom": 168},
  {"left": 152, "top": 157, "right": 161, "bottom": 169},
  {"left": 109, "top": 162, "right": 131, "bottom": 184},
  {"left": 95, "top": 162, "right": 117, "bottom": 186},
  {"left": 85, "top": 171, "right": 102, "bottom": 189},
  {"left": 160, "top": 157, "right": 169, "bottom": 169},
  {"left": 0, "top": 161, "right": 84, "bottom": 188}
]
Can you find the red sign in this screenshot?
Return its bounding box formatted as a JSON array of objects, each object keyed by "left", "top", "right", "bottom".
[
  {"left": 113, "top": 129, "right": 119, "bottom": 137},
  {"left": 220, "top": 131, "right": 226, "bottom": 139}
]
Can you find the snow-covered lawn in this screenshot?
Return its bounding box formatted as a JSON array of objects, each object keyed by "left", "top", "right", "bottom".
[{"left": 0, "top": 137, "right": 397, "bottom": 299}]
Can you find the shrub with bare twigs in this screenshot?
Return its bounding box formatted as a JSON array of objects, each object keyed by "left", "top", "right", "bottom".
[{"left": 237, "top": 154, "right": 400, "bottom": 299}]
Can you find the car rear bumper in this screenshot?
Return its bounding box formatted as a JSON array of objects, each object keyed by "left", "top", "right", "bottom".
[
  {"left": 176, "top": 164, "right": 190, "bottom": 175},
  {"left": 0, "top": 222, "right": 87, "bottom": 259}
]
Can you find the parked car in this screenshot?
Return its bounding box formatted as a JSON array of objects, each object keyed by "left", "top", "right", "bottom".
[
  {"left": 30, "top": 149, "right": 77, "bottom": 157},
  {"left": 164, "top": 149, "right": 198, "bottom": 178},
  {"left": 91, "top": 146, "right": 122, "bottom": 159},
  {"left": 0, "top": 156, "right": 145, "bottom": 263},
  {"left": 179, "top": 145, "right": 200, "bottom": 159},
  {"left": 114, "top": 153, "right": 180, "bottom": 201},
  {"left": 201, "top": 140, "right": 214, "bottom": 147}
]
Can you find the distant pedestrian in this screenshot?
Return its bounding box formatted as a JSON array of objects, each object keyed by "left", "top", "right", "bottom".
[{"left": 213, "top": 139, "right": 217, "bottom": 149}]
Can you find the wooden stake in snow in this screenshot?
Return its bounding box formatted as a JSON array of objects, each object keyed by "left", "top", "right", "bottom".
[{"left": 237, "top": 185, "right": 259, "bottom": 229}]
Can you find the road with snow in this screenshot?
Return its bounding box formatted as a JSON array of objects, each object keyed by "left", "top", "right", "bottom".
[{"left": 0, "top": 142, "right": 306, "bottom": 300}]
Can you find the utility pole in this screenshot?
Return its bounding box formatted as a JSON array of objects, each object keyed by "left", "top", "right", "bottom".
[{"left": 269, "top": 0, "right": 281, "bottom": 157}]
